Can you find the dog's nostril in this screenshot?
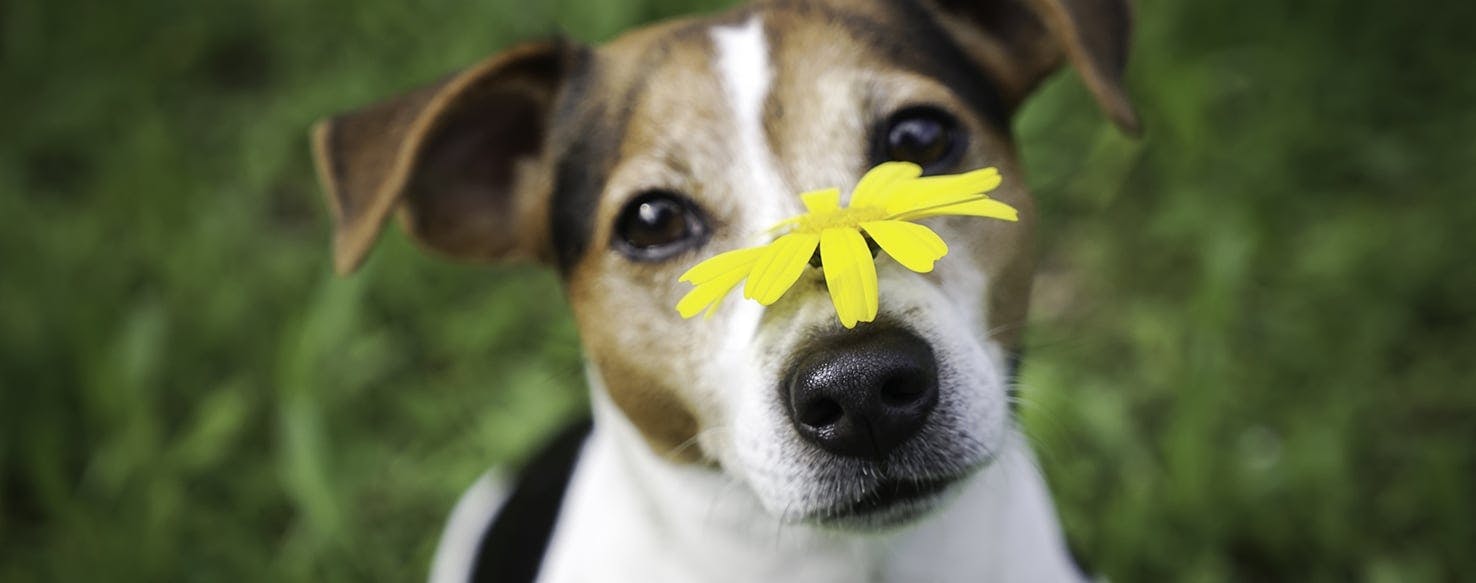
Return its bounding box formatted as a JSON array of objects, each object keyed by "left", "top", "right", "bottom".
[
  {"left": 798, "top": 397, "right": 844, "bottom": 428},
  {"left": 880, "top": 375, "right": 927, "bottom": 406}
]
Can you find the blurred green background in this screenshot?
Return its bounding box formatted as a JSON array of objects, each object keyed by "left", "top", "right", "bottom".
[{"left": 3, "top": 0, "right": 1474, "bottom": 580}]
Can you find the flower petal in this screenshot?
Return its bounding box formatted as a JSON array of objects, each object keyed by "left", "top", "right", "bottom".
[
  {"left": 801, "top": 188, "right": 841, "bottom": 214},
  {"left": 860, "top": 220, "right": 949, "bottom": 273},
  {"left": 676, "top": 267, "right": 751, "bottom": 319},
  {"left": 850, "top": 161, "right": 923, "bottom": 209},
  {"left": 676, "top": 247, "right": 764, "bottom": 319},
  {"left": 901, "top": 197, "right": 1020, "bottom": 222},
  {"left": 679, "top": 247, "right": 765, "bottom": 285},
  {"left": 883, "top": 167, "right": 1002, "bottom": 217},
  {"left": 819, "top": 227, "right": 879, "bottom": 328},
  {"left": 743, "top": 232, "right": 820, "bottom": 305}
]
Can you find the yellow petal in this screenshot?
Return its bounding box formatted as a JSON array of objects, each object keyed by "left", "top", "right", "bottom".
[
  {"left": 850, "top": 162, "right": 923, "bottom": 209},
  {"left": 743, "top": 232, "right": 820, "bottom": 305},
  {"left": 679, "top": 247, "right": 765, "bottom": 285},
  {"left": 676, "top": 267, "right": 750, "bottom": 319},
  {"left": 819, "top": 228, "right": 879, "bottom": 328},
  {"left": 801, "top": 188, "right": 841, "bottom": 214},
  {"left": 860, "top": 220, "right": 949, "bottom": 273},
  {"left": 676, "top": 247, "right": 764, "bottom": 319},
  {"left": 883, "top": 167, "right": 1002, "bottom": 217},
  {"left": 901, "top": 197, "right": 1020, "bottom": 222}
]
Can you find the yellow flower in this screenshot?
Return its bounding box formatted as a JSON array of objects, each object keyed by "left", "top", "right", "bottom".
[{"left": 676, "top": 162, "right": 1018, "bottom": 328}]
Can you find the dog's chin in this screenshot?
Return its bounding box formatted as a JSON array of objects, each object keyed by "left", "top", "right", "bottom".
[
  {"left": 798, "top": 461, "right": 991, "bottom": 532},
  {"left": 806, "top": 476, "right": 962, "bottom": 531}
]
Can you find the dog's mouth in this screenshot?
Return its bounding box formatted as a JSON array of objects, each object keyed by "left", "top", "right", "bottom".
[
  {"left": 806, "top": 472, "right": 967, "bottom": 530},
  {"left": 844, "top": 475, "right": 956, "bottom": 514}
]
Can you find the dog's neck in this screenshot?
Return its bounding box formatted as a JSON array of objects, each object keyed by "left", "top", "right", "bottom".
[{"left": 535, "top": 367, "right": 1085, "bottom": 583}]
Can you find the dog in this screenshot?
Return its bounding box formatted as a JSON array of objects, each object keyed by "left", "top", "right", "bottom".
[{"left": 310, "top": 0, "right": 1138, "bottom": 580}]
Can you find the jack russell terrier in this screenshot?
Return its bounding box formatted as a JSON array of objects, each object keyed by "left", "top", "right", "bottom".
[{"left": 310, "top": 0, "right": 1138, "bottom": 580}]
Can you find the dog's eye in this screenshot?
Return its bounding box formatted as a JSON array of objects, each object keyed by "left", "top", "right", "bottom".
[
  {"left": 876, "top": 106, "right": 964, "bottom": 173},
  {"left": 612, "top": 191, "right": 709, "bottom": 261}
]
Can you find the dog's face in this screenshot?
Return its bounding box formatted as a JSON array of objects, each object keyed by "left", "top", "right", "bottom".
[{"left": 313, "top": 0, "right": 1135, "bottom": 529}]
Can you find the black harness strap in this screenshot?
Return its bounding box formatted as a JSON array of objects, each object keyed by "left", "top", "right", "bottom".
[{"left": 470, "top": 418, "right": 593, "bottom": 583}]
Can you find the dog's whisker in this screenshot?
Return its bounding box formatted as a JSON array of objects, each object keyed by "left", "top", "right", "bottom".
[
  {"left": 703, "top": 463, "right": 750, "bottom": 528},
  {"left": 1006, "top": 381, "right": 1074, "bottom": 469},
  {"left": 664, "top": 425, "right": 727, "bottom": 460}
]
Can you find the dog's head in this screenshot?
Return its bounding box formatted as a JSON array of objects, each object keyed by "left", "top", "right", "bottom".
[{"left": 313, "top": 0, "right": 1136, "bottom": 529}]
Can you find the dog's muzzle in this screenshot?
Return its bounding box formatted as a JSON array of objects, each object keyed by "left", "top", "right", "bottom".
[{"left": 783, "top": 328, "right": 939, "bottom": 461}]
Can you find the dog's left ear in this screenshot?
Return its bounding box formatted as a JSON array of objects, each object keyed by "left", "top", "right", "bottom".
[
  {"left": 928, "top": 0, "right": 1141, "bottom": 133},
  {"left": 311, "top": 41, "right": 582, "bottom": 274}
]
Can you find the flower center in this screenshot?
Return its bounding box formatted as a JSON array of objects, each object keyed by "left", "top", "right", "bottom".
[{"left": 794, "top": 206, "right": 890, "bottom": 233}]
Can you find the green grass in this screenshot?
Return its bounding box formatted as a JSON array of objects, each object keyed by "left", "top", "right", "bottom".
[{"left": 2, "top": 0, "right": 1473, "bottom": 580}]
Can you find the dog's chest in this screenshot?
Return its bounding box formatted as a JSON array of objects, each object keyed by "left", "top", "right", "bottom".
[
  {"left": 531, "top": 418, "right": 1084, "bottom": 583},
  {"left": 535, "top": 428, "right": 883, "bottom": 583}
]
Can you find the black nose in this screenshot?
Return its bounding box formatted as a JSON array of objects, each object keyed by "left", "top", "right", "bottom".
[{"left": 784, "top": 328, "right": 939, "bottom": 460}]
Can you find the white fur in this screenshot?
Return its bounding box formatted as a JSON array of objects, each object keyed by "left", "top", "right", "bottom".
[
  {"left": 703, "top": 15, "right": 786, "bottom": 387},
  {"left": 712, "top": 16, "right": 788, "bottom": 210},
  {"left": 533, "top": 374, "right": 1084, "bottom": 582},
  {"left": 429, "top": 470, "right": 508, "bottom": 583}
]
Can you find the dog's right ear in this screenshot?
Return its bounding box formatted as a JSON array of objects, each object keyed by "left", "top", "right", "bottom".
[{"left": 311, "top": 41, "right": 583, "bottom": 275}]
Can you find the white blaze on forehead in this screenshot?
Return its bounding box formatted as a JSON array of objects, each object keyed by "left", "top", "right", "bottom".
[
  {"left": 711, "top": 16, "right": 788, "bottom": 222},
  {"left": 710, "top": 16, "right": 785, "bottom": 354}
]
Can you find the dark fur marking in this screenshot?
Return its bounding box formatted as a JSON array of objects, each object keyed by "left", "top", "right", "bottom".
[
  {"left": 889, "top": 0, "right": 1012, "bottom": 129},
  {"left": 765, "top": 0, "right": 1010, "bottom": 130},
  {"left": 549, "top": 115, "right": 618, "bottom": 272},
  {"left": 548, "top": 47, "right": 618, "bottom": 272}
]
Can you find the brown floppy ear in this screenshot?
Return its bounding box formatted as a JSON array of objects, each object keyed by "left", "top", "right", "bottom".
[
  {"left": 930, "top": 0, "right": 1141, "bottom": 133},
  {"left": 311, "top": 41, "right": 581, "bottom": 275}
]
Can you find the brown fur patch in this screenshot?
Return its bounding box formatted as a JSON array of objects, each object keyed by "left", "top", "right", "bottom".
[
  {"left": 592, "top": 349, "right": 705, "bottom": 463},
  {"left": 560, "top": 22, "right": 731, "bottom": 462}
]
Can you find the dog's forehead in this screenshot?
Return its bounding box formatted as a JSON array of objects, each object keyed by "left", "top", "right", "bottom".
[
  {"left": 594, "top": 0, "right": 1011, "bottom": 135},
  {"left": 546, "top": 0, "right": 1013, "bottom": 273}
]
